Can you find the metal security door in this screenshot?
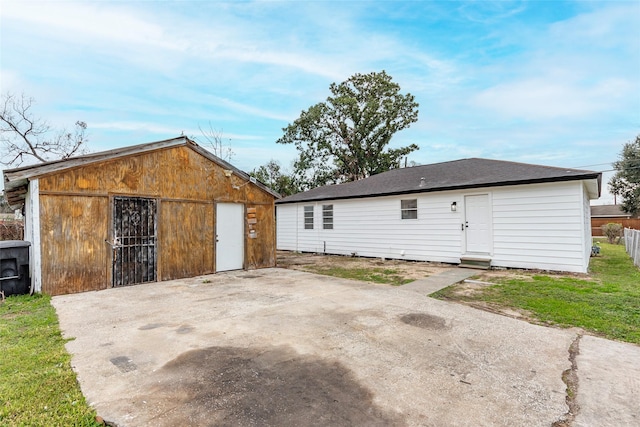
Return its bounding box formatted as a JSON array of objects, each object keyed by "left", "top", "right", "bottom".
[
  {"left": 464, "top": 194, "right": 491, "bottom": 254},
  {"left": 112, "top": 197, "right": 157, "bottom": 287},
  {"left": 216, "top": 203, "right": 244, "bottom": 272}
]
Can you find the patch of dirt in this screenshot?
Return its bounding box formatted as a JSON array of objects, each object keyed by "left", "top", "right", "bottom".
[
  {"left": 140, "top": 345, "right": 406, "bottom": 426},
  {"left": 1, "top": 312, "right": 19, "bottom": 320},
  {"left": 450, "top": 280, "right": 496, "bottom": 298},
  {"left": 463, "top": 301, "right": 533, "bottom": 321},
  {"left": 473, "top": 269, "right": 590, "bottom": 283},
  {"left": 277, "top": 250, "right": 452, "bottom": 282},
  {"left": 276, "top": 251, "right": 589, "bottom": 324}
]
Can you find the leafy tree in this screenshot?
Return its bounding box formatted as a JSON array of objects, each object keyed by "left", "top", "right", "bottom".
[
  {"left": 609, "top": 135, "right": 640, "bottom": 216},
  {"left": 0, "top": 92, "right": 88, "bottom": 166},
  {"left": 250, "top": 160, "right": 299, "bottom": 197},
  {"left": 277, "top": 71, "right": 419, "bottom": 190}
]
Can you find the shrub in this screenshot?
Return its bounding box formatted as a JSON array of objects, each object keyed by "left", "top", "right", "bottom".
[{"left": 601, "top": 222, "right": 623, "bottom": 244}]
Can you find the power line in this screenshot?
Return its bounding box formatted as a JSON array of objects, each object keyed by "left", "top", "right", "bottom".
[
  {"left": 597, "top": 166, "right": 640, "bottom": 173},
  {"left": 573, "top": 160, "right": 640, "bottom": 173},
  {"left": 573, "top": 162, "right": 616, "bottom": 168}
]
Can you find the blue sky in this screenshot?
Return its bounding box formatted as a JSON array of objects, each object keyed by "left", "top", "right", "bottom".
[{"left": 1, "top": 0, "right": 639, "bottom": 203}]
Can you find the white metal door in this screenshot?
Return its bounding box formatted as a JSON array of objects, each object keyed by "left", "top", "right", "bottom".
[
  {"left": 216, "top": 203, "right": 244, "bottom": 272},
  {"left": 464, "top": 194, "right": 491, "bottom": 254}
]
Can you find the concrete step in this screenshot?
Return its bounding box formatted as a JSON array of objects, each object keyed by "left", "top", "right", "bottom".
[{"left": 459, "top": 256, "right": 491, "bottom": 270}]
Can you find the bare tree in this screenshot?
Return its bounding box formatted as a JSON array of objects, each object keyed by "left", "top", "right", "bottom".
[
  {"left": 193, "top": 122, "right": 234, "bottom": 162},
  {"left": 0, "top": 92, "right": 88, "bottom": 166}
]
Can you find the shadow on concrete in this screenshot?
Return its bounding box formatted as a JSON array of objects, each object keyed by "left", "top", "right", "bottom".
[{"left": 141, "top": 345, "right": 406, "bottom": 427}]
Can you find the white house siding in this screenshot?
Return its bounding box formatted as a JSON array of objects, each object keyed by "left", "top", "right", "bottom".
[
  {"left": 582, "top": 183, "right": 593, "bottom": 271},
  {"left": 277, "top": 192, "right": 463, "bottom": 263},
  {"left": 278, "top": 180, "right": 595, "bottom": 273},
  {"left": 23, "top": 179, "right": 42, "bottom": 292},
  {"left": 490, "top": 181, "right": 590, "bottom": 273},
  {"left": 276, "top": 203, "right": 298, "bottom": 251}
]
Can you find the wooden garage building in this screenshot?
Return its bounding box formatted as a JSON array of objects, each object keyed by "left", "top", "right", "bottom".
[{"left": 3, "top": 136, "right": 279, "bottom": 295}]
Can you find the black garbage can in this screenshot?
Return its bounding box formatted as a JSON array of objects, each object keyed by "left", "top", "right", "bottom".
[{"left": 0, "top": 240, "right": 31, "bottom": 296}]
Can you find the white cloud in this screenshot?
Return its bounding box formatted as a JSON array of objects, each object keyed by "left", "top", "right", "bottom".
[
  {"left": 91, "top": 121, "right": 192, "bottom": 135},
  {"left": 209, "top": 96, "right": 301, "bottom": 123},
  {"left": 457, "top": 0, "right": 528, "bottom": 24},
  {"left": 2, "top": 1, "right": 185, "bottom": 51},
  {"left": 0, "top": 69, "right": 26, "bottom": 92},
  {"left": 90, "top": 121, "right": 266, "bottom": 143},
  {"left": 467, "top": 2, "right": 639, "bottom": 123},
  {"left": 2, "top": 0, "right": 636, "bottom": 177},
  {"left": 473, "top": 77, "right": 633, "bottom": 120},
  {"left": 548, "top": 3, "right": 640, "bottom": 50}
]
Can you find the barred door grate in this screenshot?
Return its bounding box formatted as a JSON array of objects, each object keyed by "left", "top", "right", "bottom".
[{"left": 112, "top": 197, "right": 157, "bottom": 287}]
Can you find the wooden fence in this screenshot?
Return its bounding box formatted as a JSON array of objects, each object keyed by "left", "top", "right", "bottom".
[
  {"left": 624, "top": 228, "right": 640, "bottom": 268},
  {"left": 592, "top": 218, "right": 640, "bottom": 236}
]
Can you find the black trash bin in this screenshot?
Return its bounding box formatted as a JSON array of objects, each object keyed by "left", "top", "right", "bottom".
[{"left": 0, "top": 240, "right": 31, "bottom": 296}]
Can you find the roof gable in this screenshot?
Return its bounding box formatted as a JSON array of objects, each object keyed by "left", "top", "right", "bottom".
[
  {"left": 590, "top": 204, "right": 632, "bottom": 218},
  {"left": 277, "top": 158, "right": 602, "bottom": 204},
  {"left": 3, "top": 136, "right": 279, "bottom": 209}
]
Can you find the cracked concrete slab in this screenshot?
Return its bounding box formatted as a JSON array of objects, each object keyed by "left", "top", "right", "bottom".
[
  {"left": 53, "top": 268, "right": 584, "bottom": 426},
  {"left": 573, "top": 335, "right": 640, "bottom": 427}
]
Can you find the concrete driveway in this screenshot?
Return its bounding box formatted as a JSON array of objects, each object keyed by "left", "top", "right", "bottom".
[{"left": 52, "top": 268, "right": 640, "bottom": 427}]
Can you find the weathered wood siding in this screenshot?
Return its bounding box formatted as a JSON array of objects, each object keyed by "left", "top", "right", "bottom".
[
  {"left": 160, "top": 201, "right": 214, "bottom": 280},
  {"left": 36, "top": 145, "right": 275, "bottom": 295},
  {"left": 277, "top": 181, "right": 594, "bottom": 273},
  {"left": 245, "top": 202, "right": 276, "bottom": 269},
  {"left": 39, "top": 195, "right": 109, "bottom": 294}
]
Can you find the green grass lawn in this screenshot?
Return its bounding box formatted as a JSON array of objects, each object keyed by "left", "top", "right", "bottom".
[
  {"left": 0, "top": 294, "right": 101, "bottom": 426},
  {"left": 433, "top": 242, "right": 640, "bottom": 344}
]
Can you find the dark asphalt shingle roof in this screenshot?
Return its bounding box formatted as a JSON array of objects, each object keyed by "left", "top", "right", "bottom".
[
  {"left": 277, "top": 158, "right": 601, "bottom": 204},
  {"left": 590, "top": 204, "right": 631, "bottom": 217}
]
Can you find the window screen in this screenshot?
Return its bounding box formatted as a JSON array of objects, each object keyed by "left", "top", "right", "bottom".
[
  {"left": 401, "top": 199, "right": 418, "bottom": 219},
  {"left": 323, "top": 205, "right": 333, "bottom": 229},
  {"left": 304, "top": 206, "right": 314, "bottom": 229}
]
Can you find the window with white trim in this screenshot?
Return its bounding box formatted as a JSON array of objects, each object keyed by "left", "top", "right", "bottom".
[
  {"left": 323, "top": 204, "right": 333, "bottom": 229},
  {"left": 304, "top": 206, "right": 314, "bottom": 229},
  {"left": 401, "top": 199, "right": 417, "bottom": 219}
]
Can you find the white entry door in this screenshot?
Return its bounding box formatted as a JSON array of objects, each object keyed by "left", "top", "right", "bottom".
[
  {"left": 216, "top": 203, "right": 244, "bottom": 272},
  {"left": 464, "top": 194, "right": 491, "bottom": 254}
]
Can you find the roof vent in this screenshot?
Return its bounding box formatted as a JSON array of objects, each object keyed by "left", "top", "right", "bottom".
[{"left": 419, "top": 177, "right": 425, "bottom": 188}]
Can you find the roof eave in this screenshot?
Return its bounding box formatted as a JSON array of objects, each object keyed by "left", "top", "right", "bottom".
[
  {"left": 3, "top": 136, "right": 189, "bottom": 183},
  {"left": 3, "top": 178, "right": 29, "bottom": 210},
  {"left": 2, "top": 136, "right": 281, "bottom": 210},
  {"left": 276, "top": 173, "right": 602, "bottom": 204}
]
